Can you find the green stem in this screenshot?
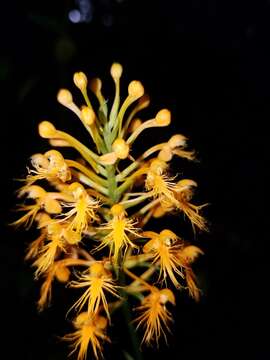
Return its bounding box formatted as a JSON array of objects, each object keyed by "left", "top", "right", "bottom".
[
  {"left": 106, "top": 165, "right": 119, "bottom": 203},
  {"left": 119, "top": 272, "right": 143, "bottom": 360},
  {"left": 106, "top": 162, "right": 143, "bottom": 360}
]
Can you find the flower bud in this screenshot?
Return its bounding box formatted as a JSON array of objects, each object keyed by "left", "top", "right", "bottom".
[
  {"left": 129, "top": 118, "right": 142, "bottom": 133},
  {"left": 110, "top": 62, "right": 123, "bottom": 80},
  {"left": 128, "top": 80, "right": 144, "bottom": 99},
  {"left": 57, "top": 89, "right": 73, "bottom": 106},
  {"left": 38, "top": 121, "right": 57, "bottom": 138},
  {"left": 138, "top": 94, "right": 150, "bottom": 108},
  {"left": 112, "top": 138, "right": 129, "bottom": 159},
  {"left": 73, "top": 72, "right": 88, "bottom": 90},
  {"left": 81, "top": 106, "right": 95, "bottom": 125},
  {"left": 155, "top": 109, "right": 171, "bottom": 126},
  {"left": 90, "top": 78, "right": 102, "bottom": 93}
]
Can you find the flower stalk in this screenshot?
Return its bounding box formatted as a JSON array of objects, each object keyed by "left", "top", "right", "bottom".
[{"left": 13, "top": 63, "right": 207, "bottom": 360}]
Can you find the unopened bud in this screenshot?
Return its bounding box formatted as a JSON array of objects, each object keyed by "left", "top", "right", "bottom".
[
  {"left": 112, "top": 138, "right": 129, "bottom": 159},
  {"left": 128, "top": 80, "right": 144, "bottom": 99},
  {"left": 110, "top": 62, "right": 123, "bottom": 80},
  {"left": 73, "top": 72, "right": 88, "bottom": 91},
  {"left": 129, "top": 118, "right": 142, "bottom": 133},
  {"left": 155, "top": 109, "right": 171, "bottom": 126},
  {"left": 138, "top": 94, "right": 150, "bottom": 108},
  {"left": 38, "top": 121, "right": 57, "bottom": 138},
  {"left": 81, "top": 106, "right": 95, "bottom": 125},
  {"left": 57, "top": 89, "right": 73, "bottom": 106},
  {"left": 90, "top": 78, "right": 102, "bottom": 93}
]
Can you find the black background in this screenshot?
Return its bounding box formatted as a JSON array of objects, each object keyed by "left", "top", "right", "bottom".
[{"left": 1, "top": 1, "right": 269, "bottom": 359}]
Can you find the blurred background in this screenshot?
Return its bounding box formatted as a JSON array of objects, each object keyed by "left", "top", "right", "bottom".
[{"left": 1, "top": 0, "right": 269, "bottom": 359}]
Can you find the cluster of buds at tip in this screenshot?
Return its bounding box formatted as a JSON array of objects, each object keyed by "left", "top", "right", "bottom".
[{"left": 13, "top": 63, "right": 207, "bottom": 360}]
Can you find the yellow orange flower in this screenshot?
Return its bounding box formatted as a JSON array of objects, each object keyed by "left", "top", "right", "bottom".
[
  {"left": 60, "top": 182, "right": 100, "bottom": 236},
  {"left": 145, "top": 159, "right": 179, "bottom": 207},
  {"left": 135, "top": 288, "right": 175, "bottom": 345},
  {"left": 96, "top": 204, "right": 140, "bottom": 262},
  {"left": 174, "top": 179, "right": 208, "bottom": 231},
  {"left": 143, "top": 230, "right": 184, "bottom": 288},
  {"left": 63, "top": 312, "right": 110, "bottom": 360},
  {"left": 33, "top": 222, "right": 67, "bottom": 277},
  {"left": 69, "top": 262, "right": 119, "bottom": 320}
]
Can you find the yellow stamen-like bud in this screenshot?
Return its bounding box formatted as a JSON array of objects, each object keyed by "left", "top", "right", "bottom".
[
  {"left": 110, "top": 62, "right": 123, "bottom": 80},
  {"left": 128, "top": 80, "right": 144, "bottom": 99},
  {"left": 38, "top": 121, "right": 57, "bottom": 138},
  {"left": 129, "top": 118, "right": 142, "bottom": 133},
  {"left": 112, "top": 138, "right": 129, "bottom": 159},
  {"left": 138, "top": 94, "right": 150, "bottom": 108},
  {"left": 73, "top": 71, "right": 88, "bottom": 91},
  {"left": 81, "top": 106, "right": 95, "bottom": 125},
  {"left": 90, "top": 78, "right": 102, "bottom": 93},
  {"left": 57, "top": 89, "right": 73, "bottom": 106},
  {"left": 111, "top": 203, "right": 125, "bottom": 217},
  {"left": 155, "top": 109, "right": 171, "bottom": 126}
]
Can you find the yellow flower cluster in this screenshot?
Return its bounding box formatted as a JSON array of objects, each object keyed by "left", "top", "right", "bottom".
[{"left": 13, "top": 63, "right": 207, "bottom": 359}]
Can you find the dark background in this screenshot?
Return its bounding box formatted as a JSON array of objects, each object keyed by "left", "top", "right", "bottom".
[{"left": 1, "top": 0, "right": 269, "bottom": 359}]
